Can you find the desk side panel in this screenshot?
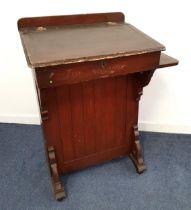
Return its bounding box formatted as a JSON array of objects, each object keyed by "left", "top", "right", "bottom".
[{"left": 37, "top": 88, "right": 64, "bottom": 172}]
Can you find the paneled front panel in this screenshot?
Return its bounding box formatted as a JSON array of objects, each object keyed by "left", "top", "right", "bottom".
[{"left": 55, "top": 75, "right": 137, "bottom": 173}]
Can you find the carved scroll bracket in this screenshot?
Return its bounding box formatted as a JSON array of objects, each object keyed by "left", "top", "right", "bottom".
[
  {"left": 129, "top": 125, "right": 146, "bottom": 174},
  {"left": 134, "top": 69, "right": 155, "bottom": 101},
  {"left": 48, "top": 146, "right": 65, "bottom": 201},
  {"left": 138, "top": 70, "right": 155, "bottom": 88},
  {"left": 136, "top": 87, "right": 143, "bottom": 102}
]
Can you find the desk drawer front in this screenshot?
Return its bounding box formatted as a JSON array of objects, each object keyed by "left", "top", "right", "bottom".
[{"left": 35, "top": 52, "right": 160, "bottom": 88}]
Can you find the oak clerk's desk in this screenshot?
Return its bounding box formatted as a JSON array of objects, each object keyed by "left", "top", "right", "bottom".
[{"left": 18, "top": 12, "right": 178, "bottom": 200}]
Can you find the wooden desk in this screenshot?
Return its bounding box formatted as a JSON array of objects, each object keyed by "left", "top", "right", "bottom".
[{"left": 18, "top": 12, "right": 178, "bottom": 200}]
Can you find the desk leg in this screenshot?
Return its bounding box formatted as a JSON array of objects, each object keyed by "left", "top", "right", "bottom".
[
  {"left": 129, "top": 125, "right": 146, "bottom": 174},
  {"left": 47, "top": 146, "right": 66, "bottom": 201},
  {"left": 128, "top": 70, "right": 155, "bottom": 173}
]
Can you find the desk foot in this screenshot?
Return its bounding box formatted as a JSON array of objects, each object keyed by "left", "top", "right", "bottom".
[
  {"left": 129, "top": 125, "right": 146, "bottom": 174},
  {"left": 48, "top": 146, "right": 66, "bottom": 201}
]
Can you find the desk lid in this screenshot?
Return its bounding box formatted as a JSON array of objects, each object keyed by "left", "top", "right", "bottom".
[{"left": 18, "top": 12, "right": 165, "bottom": 68}]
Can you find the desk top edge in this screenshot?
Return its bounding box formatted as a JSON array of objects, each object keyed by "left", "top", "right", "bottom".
[{"left": 30, "top": 50, "right": 164, "bottom": 69}]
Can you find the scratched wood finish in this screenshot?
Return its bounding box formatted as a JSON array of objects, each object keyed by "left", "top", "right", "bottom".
[
  {"left": 35, "top": 52, "right": 160, "bottom": 88},
  {"left": 18, "top": 14, "right": 165, "bottom": 68}
]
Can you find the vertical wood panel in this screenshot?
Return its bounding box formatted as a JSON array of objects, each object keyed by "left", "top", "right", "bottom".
[
  {"left": 54, "top": 75, "right": 136, "bottom": 171},
  {"left": 70, "top": 84, "right": 85, "bottom": 158},
  {"left": 94, "top": 79, "right": 106, "bottom": 151},
  {"left": 128, "top": 75, "right": 139, "bottom": 123},
  {"left": 56, "top": 86, "right": 75, "bottom": 162},
  {"left": 126, "top": 75, "right": 138, "bottom": 148},
  {"left": 104, "top": 78, "right": 116, "bottom": 149},
  {"left": 40, "top": 88, "right": 64, "bottom": 171},
  {"left": 115, "top": 76, "right": 127, "bottom": 146},
  {"left": 82, "top": 81, "right": 96, "bottom": 155}
]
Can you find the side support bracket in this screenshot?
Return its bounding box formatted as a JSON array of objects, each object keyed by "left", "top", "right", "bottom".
[
  {"left": 47, "top": 146, "right": 65, "bottom": 201},
  {"left": 129, "top": 125, "right": 146, "bottom": 174}
]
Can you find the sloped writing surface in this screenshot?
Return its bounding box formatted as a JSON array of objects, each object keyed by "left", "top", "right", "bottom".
[{"left": 19, "top": 22, "right": 165, "bottom": 68}]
